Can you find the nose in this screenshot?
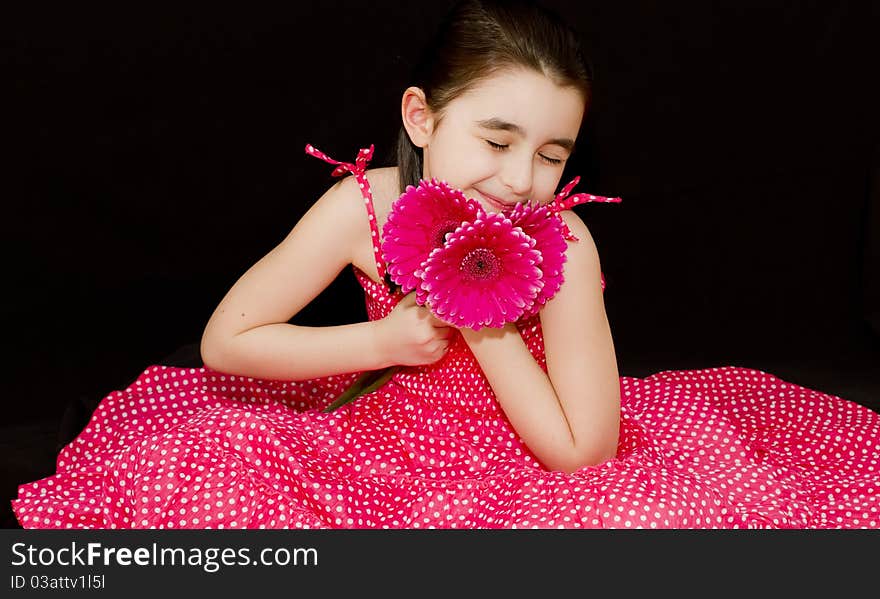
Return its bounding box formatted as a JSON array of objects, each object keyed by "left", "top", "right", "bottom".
[{"left": 499, "top": 152, "right": 533, "bottom": 198}]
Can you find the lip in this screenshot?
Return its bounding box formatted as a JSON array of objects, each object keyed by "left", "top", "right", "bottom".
[{"left": 474, "top": 189, "right": 516, "bottom": 212}]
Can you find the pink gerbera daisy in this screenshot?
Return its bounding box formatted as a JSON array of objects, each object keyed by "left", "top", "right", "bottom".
[
  {"left": 381, "top": 179, "right": 483, "bottom": 294},
  {"left": 505, "top": 201, "right": 568, "bottom": 319},
  {"left": 420, "top": 212, "right": 544, "bottom": 330}
]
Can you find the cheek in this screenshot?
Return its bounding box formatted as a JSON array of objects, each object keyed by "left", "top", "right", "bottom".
[
  {"left": 533, "top": 170, "right": 564, "bottom": 203},
  {"left": 429, "top": 137, "right": 494, "bottom": 187}
]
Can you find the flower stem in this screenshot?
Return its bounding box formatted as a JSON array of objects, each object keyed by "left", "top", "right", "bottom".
[{"left": 322, "top": 366, "right": 402, "bottom": 412}]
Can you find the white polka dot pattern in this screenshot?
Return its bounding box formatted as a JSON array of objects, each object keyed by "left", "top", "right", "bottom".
[
  {"left": 11, "top": 148, "right": 880, "bottom": 529},
  {"left": 11, "top": 352, "right": 880, "bottom": 529}
]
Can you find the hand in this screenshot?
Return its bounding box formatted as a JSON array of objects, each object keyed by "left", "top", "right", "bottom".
[{"left": 374, "top": 292, "right": 455, "bottom": 366}]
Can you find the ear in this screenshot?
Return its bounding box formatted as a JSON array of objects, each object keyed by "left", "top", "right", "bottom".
[{"left": 401, "top": 86, "right": 435, "bottom": 148}]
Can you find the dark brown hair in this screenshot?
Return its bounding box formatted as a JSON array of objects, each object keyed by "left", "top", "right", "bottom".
[{"left": 396, "top": 0, "right": 594, "bottom": 192}]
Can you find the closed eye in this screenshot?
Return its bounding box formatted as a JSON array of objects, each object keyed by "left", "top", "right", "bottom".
[{"left": 487, "top": 139, "right": 564, "bottom": 166}]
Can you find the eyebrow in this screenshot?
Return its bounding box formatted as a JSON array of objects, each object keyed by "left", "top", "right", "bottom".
[{"left": 475, "top": 118, "right": 575, "bottom": 151}]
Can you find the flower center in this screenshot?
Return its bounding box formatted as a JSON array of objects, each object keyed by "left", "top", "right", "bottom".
[
  {"left": 460, "top": 248, "right": 501, "bottom": 281},
  {"left": 431, "top": 219, "right": 460, "bottom": 247}
]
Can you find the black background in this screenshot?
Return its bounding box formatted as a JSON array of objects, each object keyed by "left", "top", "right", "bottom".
[{"left": 3, "top": 1, "right": 879, "bottom": 526}]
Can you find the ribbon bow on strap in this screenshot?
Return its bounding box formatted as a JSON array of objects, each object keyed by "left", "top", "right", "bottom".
[
  {"left": 304, "top": 144, "right": 375, "bottom": 178},
  {"left": 305, "top": 143, "right": 388, "bottom": 283},
  {"left": 548, "top": 176, "right": 622, "bottom": 242}
]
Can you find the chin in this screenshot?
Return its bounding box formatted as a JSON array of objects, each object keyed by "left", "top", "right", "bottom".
[{"left": 481, "top": 201, "right": 502, "bottom": 214}]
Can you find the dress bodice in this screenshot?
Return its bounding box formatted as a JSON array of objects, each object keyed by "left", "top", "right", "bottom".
[{"left": 352, "top": 265, "right": 548, "bottom": 419}]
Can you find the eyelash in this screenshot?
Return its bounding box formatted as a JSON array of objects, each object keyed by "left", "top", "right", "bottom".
[{"left": 485, "top": 140, "right": 563, "bottom": 166}]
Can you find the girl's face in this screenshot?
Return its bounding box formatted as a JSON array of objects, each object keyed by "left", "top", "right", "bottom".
[{"left": 421, "top": 68, "right": 585, "bottom": 213}]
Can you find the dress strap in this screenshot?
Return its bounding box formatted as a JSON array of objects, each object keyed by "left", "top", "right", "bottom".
[
  {"left": 305, "top": 143, "right": 387, "bottom": 282},
  {"left": 548, "top": 175, "right": 621, "bottom": 242},
  {"left": 549, "top": 175, "right": 621, "bottom": 292}
]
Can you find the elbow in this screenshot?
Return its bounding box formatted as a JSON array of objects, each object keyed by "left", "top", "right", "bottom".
[
  {"left": 578, "top": 444, "right": 618, "bottom": 472},
  {"left": 557, "top": 398, "right": 622, "bottom": 473},
  {"left": 199, "top": 337, "right": 218, "bottom": 371},
  {"left": 200, "top": 331, "right": 228, "bottom": 372},
  {"left": 553, "top": 453, "right": 614, "bottom": 475},
  {"left": 551, "top": 433, "right": 619, "bottom": 475}
]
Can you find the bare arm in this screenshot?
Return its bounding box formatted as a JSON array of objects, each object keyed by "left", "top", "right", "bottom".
[
  {"left": 199, "top": 176, "right": 392, "bottom": 380},
  {"left": 200, "top": 172, "right": 452, "bottom": 381},
  {"left": 460, "top": 210, "right": 620, "bottom": 472}
]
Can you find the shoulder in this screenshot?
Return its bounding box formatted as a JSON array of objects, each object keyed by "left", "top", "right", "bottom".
[
  {"left": 318, "top": 166, "right": 400, "bottom": 225},
  {"left": 306, "top": 171, "right": 377, "bottom": 231},
  {"left": 349, "top": 166, "right": 401, "bottom": 234},
  {"left": 557, "top": 209, "right": 601, "bottom": 273},
  {"left": 532, "top": 208, "right": 603, "bottom": 327},
  {"left": 315, "top": 172, "right": 364, "bottom": 211},
  {"left": 317, "top": 167, "right": 399, "bottom": 214},
  {"left": 297, "top": 166, "right": 400, "bottom": 277},
  {"left": 280, "top": 174, "right": 369, "bottom": 264},
  {"left": 365, "top": 166, "right": 400, "bottom": 195},
  {"left": 364, "top": 166, "right": 401, "bottom": 213}
]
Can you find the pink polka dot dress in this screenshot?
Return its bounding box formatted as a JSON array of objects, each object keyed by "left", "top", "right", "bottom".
[{"left": 12, "top": 146, "right": 880, "bottom": 529}]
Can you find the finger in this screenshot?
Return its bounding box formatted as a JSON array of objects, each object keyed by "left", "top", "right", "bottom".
[
  {"left": 437, "top": 328, "right": 454, "bottom": 341},
  {"left": 432, "top": 343, "right": 449, "bottom": 361},
  {"left": 402, "top": 294, "right": 419, "bottom": 308},
  {"left": 429, "top": 314, "right": 452, "bottom": 327}
]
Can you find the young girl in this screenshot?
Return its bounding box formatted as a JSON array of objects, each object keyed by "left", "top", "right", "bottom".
[{"left": 13, "top": 0, "right": 879, "bottom": 529}]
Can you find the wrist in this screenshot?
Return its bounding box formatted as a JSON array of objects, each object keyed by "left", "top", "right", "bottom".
[{"left": 368, "top": 318, "right": 393, "bottom": 369}]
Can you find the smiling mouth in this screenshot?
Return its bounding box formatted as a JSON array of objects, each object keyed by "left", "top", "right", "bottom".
[{"left": 474, "top": 189, "right": 516, "bottom": 211}]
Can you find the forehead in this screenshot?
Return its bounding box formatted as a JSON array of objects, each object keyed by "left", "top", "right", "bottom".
[{"left": 446, "top": 68, "right": 585, "bottom": 140}]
